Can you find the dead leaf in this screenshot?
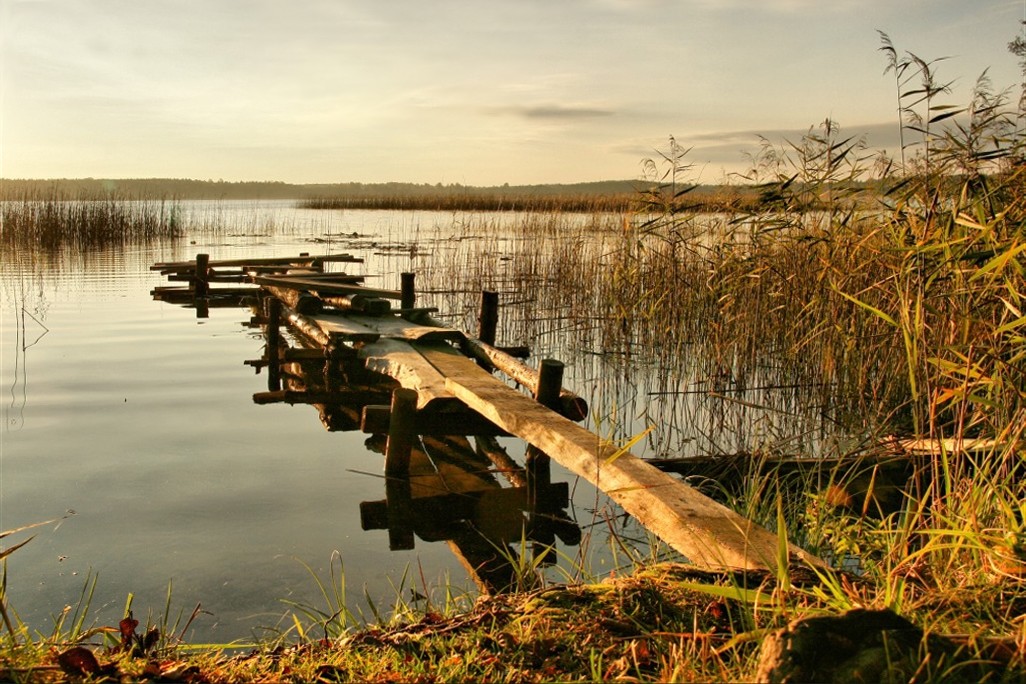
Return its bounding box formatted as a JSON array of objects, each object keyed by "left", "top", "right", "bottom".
[{"left": 57, "top": 646, "right": 101, "bottom": 676}]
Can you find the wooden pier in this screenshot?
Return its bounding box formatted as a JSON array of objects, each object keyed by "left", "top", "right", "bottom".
[{"left": 152, "top": 252, "right": 824, "bottom": 581}]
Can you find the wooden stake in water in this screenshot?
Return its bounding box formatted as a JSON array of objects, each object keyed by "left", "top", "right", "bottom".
[
  {"left": 528, "top": 359, "right": 562, "bottom": 557},
  {"left": 266, "top": 296, "right": 282, "bottom": 392},
  {"left": 193, "top": 253, "right": 210, "bottom": 297},
  {"left": 478, "top": 290, "right": 499, "bottom": 346},
  {"left": 401, "top": 272, "right": 416, "bottom": 311},
  {"left": 384, "top": 388, "right": 418, "bottom": 550}
]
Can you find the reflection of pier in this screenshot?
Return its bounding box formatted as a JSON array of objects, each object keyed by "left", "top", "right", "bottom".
[{"left": 152, "top": 253, "right": 823, "bottom": 579}]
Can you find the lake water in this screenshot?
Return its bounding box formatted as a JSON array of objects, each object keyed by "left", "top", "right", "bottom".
[{"left": 1, "top": 200, "right": 837, "bottom": 643}]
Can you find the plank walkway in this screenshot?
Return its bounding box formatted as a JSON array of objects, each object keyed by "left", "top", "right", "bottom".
[{"left": 151, "top": 253, "right": 825, "bottom": 573}]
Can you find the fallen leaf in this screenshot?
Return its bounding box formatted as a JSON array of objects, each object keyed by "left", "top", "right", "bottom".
[{"left": 57, "top": 646, "right": 101, "bottom": 676}]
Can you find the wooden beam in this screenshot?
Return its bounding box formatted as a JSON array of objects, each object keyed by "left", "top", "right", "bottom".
[
  {"left": 359, "top": 338, "right": 458, "bottom": 409},
  {"left": 252, "top": 274, "right": 401, "bottom": 300},
  {"left": 459, "top": 336, "right": 588, "bottom": 421},
  {"left": 151, "top": 253, "right": 361, "bottom": 270},
  {"left": 346, "top": 314, "right": 464, "bottom": 343},
  {"left": 418, "top": 344, "right": 824, "bottom": 572}
]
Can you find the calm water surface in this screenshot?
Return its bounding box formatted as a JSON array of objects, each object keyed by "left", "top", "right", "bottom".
[
  {"left": 0, "top": 202, "right": 651, "bottom": 642},
  {"left": 2, "top": 200, "right": 839, "bottom": 642}
]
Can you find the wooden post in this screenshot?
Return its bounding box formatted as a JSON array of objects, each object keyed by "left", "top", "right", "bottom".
[
  {"left": 535, "top": 359, "right": 564, "bottom": 410},
  {"left": 478, "top": 290, "right": 499, "bottom": 346},
  {"left": 385, "top": 388, "right": 418, "bottom": 479},
  {"left": 459, "top": 336, "right": 588, "bottom": 420},
  {"left": 401, "top": 272, "right": 416, "bottom": 311},
  {"left": 266, "top": 296, "right": 282, "bottom": 392},
  {"left": 193, "top": 253, "right": 210, "bottom": 297},
  {"left": 528, "top": 359, "right": 562, "bottom": 561},
  {"left": 384, "top": 388, "right": 418, "bottom": 550}
]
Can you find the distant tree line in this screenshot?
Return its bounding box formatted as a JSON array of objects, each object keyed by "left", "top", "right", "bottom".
[{"left": 0, "top": 177, "right": 775, "bottom": 212}]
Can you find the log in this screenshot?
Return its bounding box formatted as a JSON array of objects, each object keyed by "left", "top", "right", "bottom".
[
  {"left": 265, "top": 285, "right": 323, "bottom": 315},
  {"left": 459, "top": 336, "right": 588, "bottom": 421},
  {"left": 252, "top": 274, "right": 402, "bottom": 300},
  {"left": 419, "top": 344, "right": 825, "bottom": 572},
  {"left": 285, "top": 308, "right": 333, "bottom": 348},
  {"left": 320, "top": 294, "right": 391, "bottom": 315},
  {"left": 300, "top": 313, "right": 380, "bottom": 343}
]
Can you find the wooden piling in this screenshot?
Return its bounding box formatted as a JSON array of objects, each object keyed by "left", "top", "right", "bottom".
[
  {"left": 478, "top": 290, "right": 499, "bottom": 346},
  {"left": 194, "top": 253, "right": 210, "bottom": 296},
  {"left": 460, "top": 337, "right": 588, "bottom": 421},
  {"left": 384, "top": 388, "right": 418, "bottom": 550},
  {"left": 401, "top": 272, "right": 416, "bottom": 311},
  {"left": 527, "top": 359, "right": 562, "bottom": 559},
  {"left": 266, "top": 296, "right": 282, "bottom": 392},
  {"left": 384, "top": 388, "right": 418, "bottom": 481}
]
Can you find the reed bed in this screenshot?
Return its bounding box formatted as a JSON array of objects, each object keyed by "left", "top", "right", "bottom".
[
  {"left": 300, "top": 192, "right": 636, "bottom": 213},
  {"left": 298, "top": 184, "right": 762, "bottom": 214},
  {"left": 0, "top": 190, "right": 183, "bottom": 254}
]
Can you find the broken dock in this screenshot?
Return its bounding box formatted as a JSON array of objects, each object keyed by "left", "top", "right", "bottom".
[{"left": 151, "top": 252, "right": 823, "bottom": 584}]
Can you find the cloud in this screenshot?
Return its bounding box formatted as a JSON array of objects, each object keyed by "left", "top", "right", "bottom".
[{"left": 495, "top": 104, "right": 616, "bottom": 120}]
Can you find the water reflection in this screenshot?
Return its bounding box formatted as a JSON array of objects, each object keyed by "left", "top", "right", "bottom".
[{"left": 153, "top": 277, "right": 583, "bottom": 594}]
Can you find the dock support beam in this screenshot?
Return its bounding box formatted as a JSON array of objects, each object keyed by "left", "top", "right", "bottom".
[
  {"left": 193, "top": 253, "right": 210, "bottom": 297},
  {"left": 527, "top": 359, "right": 563, "bottom": 560},
  {"left": 384, "top": 388, "right": 418, "bottom": 550},
  {"left": 400, "top": 272, "right": 416, "bottom": 311},
  {"left": 265, "top": 296, "right": 282, "bottom": 392},
  {"left": 478, "top": 290, "right": 499, "bottom": 346}
]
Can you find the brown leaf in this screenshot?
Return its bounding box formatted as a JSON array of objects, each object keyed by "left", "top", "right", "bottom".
[
  {"left": 143, "top": 626, "right": 161, "bottom": 652},
  {"left": 57, "top": 646, "right": 101, "bottom": 676},
  {"left": 120, "top": 615, "right": 140, "bottom": 648}
]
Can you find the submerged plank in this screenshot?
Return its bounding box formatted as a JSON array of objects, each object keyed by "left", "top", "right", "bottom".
[{"left": 419, "top": 345, "right": 824, "bottom": 572}]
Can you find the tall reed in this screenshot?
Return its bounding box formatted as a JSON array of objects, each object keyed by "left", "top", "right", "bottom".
[{"left": 0, "top": 189, "right": 183, "bottom": 254}]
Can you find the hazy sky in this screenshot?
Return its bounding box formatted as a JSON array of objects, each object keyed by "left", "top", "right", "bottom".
[{"left": 1, "top": 0, "right": 1023, "bottom": 185}]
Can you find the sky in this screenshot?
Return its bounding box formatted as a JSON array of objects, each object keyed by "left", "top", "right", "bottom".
[{"left": 1, "top": 0, "right": 1024, "bottom": 186}]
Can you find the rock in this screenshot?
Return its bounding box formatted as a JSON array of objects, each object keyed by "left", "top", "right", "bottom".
[{"left": 755, "top": 608, "right": 933, "bottom": 683}]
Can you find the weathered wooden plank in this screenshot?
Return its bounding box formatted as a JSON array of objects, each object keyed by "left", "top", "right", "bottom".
[
  {"left": 347, "top": 314, "right": 464, "bottom": 343},
  {"left": 302, "top": 313, "right": 381, "bottom": 342},
  {"left": 252, "top": 274, "right": 402, "bottom": 300},
  {"left": 419, "top": 345, "right": 824, "bottom": 571},
  {"left": 458, "top": 335, "right": 588, "bottom": 421},
  {"left": 152, "top": 254, "right": 361, "bottom": 271},
  {"left": 360, "top": 339, "right": 457, "bottom": 409}
]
